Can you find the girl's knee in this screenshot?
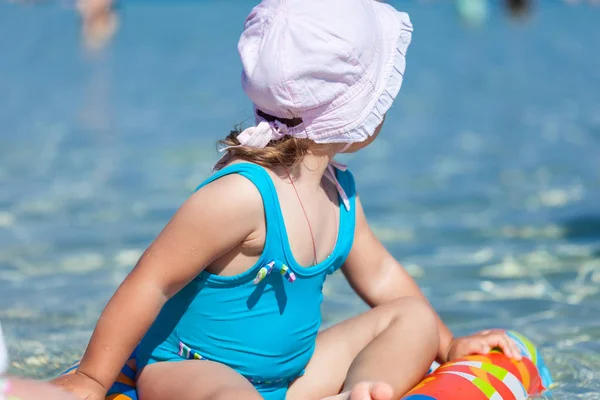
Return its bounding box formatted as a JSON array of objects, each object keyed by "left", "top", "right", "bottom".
[{"left": 389, "top": 297, "right": 439, "bottom": 338}]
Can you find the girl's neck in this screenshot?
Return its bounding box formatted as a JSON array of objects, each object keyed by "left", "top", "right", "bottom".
[{"left": 277, "top": 146, "right": 341, "bottom": 191}]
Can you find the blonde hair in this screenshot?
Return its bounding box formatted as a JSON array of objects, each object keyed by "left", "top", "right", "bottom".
[{"left": 217, "top": 131, "right": 313, "bottom": 170}]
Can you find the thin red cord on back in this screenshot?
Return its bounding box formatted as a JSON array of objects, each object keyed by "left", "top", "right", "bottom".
[{"left": 285, "top": 168, "right": 319, "bottom": 266}]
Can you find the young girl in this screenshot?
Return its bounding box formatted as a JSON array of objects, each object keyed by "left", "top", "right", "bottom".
[{"left": 52, "top": 0, "right": 522, "bottom": 399}]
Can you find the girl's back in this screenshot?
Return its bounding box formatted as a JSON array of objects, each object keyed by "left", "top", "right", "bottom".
[{"left": 208, "top": 159, "right": 343, "bottom": 277}]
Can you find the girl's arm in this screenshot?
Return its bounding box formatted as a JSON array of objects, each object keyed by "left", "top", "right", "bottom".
[
  {"left": 342, "top": 195, "right": 522, "bottom": 363},
  {"left": 341, "top": 195, "right": 454, "bottom": 364},
  {"left": 70, "top": 175, "right": 264, "bottom": 392}
]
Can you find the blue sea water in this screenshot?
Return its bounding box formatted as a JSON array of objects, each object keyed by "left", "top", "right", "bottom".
[{"left": 0, "top": 0, "right": 599, "bottom": 398}]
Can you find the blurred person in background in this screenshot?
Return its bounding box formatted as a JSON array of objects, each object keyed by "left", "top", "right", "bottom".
[
  {"left": 505, "top": 0, "right": 532, "bottom": 17},
  {"left": 77, "top": 0, "right": 117, "bottom": 51},
  {"left": 456, "top": 0, "right": 533, "bottom": 26},
  {"left": 456, "top": 0, "right": 597, "bottom": 25}
]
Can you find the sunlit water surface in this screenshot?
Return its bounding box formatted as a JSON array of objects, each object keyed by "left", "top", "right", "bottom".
[{"left": 0, "top": 1, "right": 599, "bottom": 398}]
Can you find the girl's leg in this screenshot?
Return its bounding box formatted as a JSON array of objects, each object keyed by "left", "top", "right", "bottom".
[
  {"left": 287, "top": 296, "right": 440, "bottom": 400},
  {"left": 137, "top": 360, "right": 262, "bottom": 400}
]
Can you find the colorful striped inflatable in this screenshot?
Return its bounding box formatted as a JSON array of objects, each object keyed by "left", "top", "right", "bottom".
[
  {"left": 61, "top": 331, "right": 553, "bottom": 400},
  {"left": 402, "top": 332, "right": 553, "bottom": 400}
]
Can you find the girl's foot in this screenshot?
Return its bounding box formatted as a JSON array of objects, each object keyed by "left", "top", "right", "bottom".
[{"left": 322, "top": 381, "right": 394, "bottom": 400}]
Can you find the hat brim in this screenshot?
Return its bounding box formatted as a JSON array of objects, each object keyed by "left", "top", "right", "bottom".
[{"left": 274, "top": 5, "right": 413, "bottom": 144}]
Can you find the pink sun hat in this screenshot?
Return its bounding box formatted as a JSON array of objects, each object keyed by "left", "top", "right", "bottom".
[{"left": 236, "top": 0, "right": 413, "bottom": 147}]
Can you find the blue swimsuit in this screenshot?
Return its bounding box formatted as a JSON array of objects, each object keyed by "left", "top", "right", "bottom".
[{"left": 136, "top": 163, "right": 356, "bottom": 400}]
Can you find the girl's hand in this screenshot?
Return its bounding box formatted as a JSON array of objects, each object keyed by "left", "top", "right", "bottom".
[
  {"left": 446, "top": 329, "right": 523, "bottom": 362},
  {"left": 50, "top": 370, "right": 107, "bottom": 400}
]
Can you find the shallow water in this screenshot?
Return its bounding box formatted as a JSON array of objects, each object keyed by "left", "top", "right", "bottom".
[{"left": 0, "top": 0, "right": 599, "bottom": 398}]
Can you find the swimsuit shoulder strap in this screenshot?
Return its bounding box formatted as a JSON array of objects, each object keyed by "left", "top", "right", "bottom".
[
  {"left": 327, "top": 166, "right": 357, "bottom": 274},
  {"left": 196, "top": 162, "right": 286, "bottom": 256}
]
